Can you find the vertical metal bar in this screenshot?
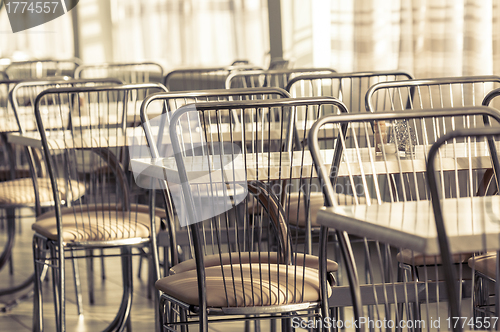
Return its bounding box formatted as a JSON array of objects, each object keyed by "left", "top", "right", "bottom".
[
  {"left": 71, "top": 2, "right": 80, "bottom": 59},
  {"left": 267, "top": 0, "right": 283, "bottom": 61}
]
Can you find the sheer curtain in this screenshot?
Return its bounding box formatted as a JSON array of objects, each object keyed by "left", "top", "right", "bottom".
[
  {"left": 282, "top": 0, "right": 500, "bottom": 78},
  {"left": 110, "top": 0, "right": 270, "bottom": 69},
  {"left": 0, "top": 5, "right": 74, "bottom": 60}
]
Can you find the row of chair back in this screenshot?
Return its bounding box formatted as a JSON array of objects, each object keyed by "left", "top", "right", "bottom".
[{"left": 4, "top": 60, "right": 81, "bottom": 79}]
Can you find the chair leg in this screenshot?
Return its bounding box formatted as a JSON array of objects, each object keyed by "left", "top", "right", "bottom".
[
  {"left": 32, "top": 236, "right": 45, "bottom": 332},
  {"left": 180, "top": 308, "right": 188, "bottom": 332},
  {"left": 473, "top": 274, "right": 489, "bottom": 319},
  {"left": 86, "top": 249, "right": 95, "bottom": 304},
  {"left": 17, "top": 213, "right": 22, "bottom": 234},
  {"left": 270, "top": 318, "right": 277, "bottom": 332},
  {"left": 254, "top": 318, "right": 261, "bottom": 332},
  {"left": 330, "top": 307, "right": 339, "bottom": 332},
  {"left": 0, "top": 209, "right": 16, "bottom": 272},
  {"left": 100, "top": 249, "right": 106, "bottom": 280},
  {"left": 166, "top": 301, "right": 176, "bottom": 330},
  {"left": 163, "top": 246, "right": 169, "bottom": 277},
  {"left": 155, "top": 290, "right": 164, "bottom": 332},
  {"left": 480, "top": 277, "right": 490, "bottom": 316},
  {"left": 397, "top": 262, "right": 422, "bottom": 330},
  {"left": 71, "top": 249, "right": 83, "bottom": 315},
  {"left": 104, "top": 247, "right": 133, "bottom": 332},
  {"left": 138, "top": 252, "right": 144, "bottom": 279},
  {"left": 8, "top": 252, "right": 14, "bottom": 275},
  {"left": 147, "top": 253, "right": 153, "bottom": 300},
  {"left": 50, "top": 243, "right": 61, "bottom": 332},
  {"left": 281, "top": 316, "right": 291, "bottom": 332},
  {"left": 332, "top": 235, "right": 345, "bottom": 328}
]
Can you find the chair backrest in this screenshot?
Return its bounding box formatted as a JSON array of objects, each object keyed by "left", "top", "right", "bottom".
[
  {"left": 139, "top": 87, "right": 291, "bottom": 159},
  {"left": 286, "top": 71, "right": 413, "bottom": 113},
  {"left": 140, "top": 87, "right": 290, "bottom": 125},
  {"left": 366, "top": 75, "right": 500, "bottom": 113},
  {"left": 145, "top": 97, "right": 346, "bottom": 309},
  {"left": 5, "top": 79, "right": 123, "bottom": 210},
  {"left": 10, "top": 78, "right": 123, "bottom": 134},
  {"left": 164, "top": 64, "right": 261, "bottom": 91},
  {"left": 75, "top": 62, "right": 164, "bottom": 84},
  {"left": 225, "top": 68, "right": 337, "bottom": 89},
  {"left": 365, "top": 76, "right": 500, "bottom": 163},
  {"left": 0, "top": 79, "right": 93, "bottom": 213},
  {"left": 5, "top": 59, "right": 81, "bottom": 79},
  {"left": 33, "top": 84, "right": 167, "bottom": 244},
  {"left": 309, "top": 107, "right": 500, "bottom": 207},
  {"left": 308, "top": 107, "right": 500, "bottom": 323}
]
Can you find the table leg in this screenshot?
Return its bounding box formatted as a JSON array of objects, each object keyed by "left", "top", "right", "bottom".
[
  {"left": 103, "top": 246, "right": 133, "bottom": 332},
  {"left": 0, "top": 209, "right": 16, "bottom": 272}
]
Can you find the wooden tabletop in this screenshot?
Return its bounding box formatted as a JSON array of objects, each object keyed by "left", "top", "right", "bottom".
[
  {"left": 7, "top": 127, "right": 147, "bottom": 149},
  {"left": 129, "top": 140, "right": 496, "bottom": 184},
  {"left": 316, "top": 196, "right": 500, "bottom": 255},
  {"left": 0, "top": 101, "right": 164, "bottom": 133}
]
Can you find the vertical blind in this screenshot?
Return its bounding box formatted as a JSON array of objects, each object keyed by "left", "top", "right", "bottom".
[
  {"left": 282, "top": 0, "right": 500, "bottom": 78},
  {"left": 110, "top": 0, "right": 269, "bottom": 68},
  {"left": 1, "top": 0, "right": 499, "bottom": 78}
]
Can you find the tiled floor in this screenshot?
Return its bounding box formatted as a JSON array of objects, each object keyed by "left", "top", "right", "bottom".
[
  {"left": 0, "top": 209, "right": 249, "bottom": 331},
  {"left": 0, "top": 209, "right": 156, "bottom": 331}
]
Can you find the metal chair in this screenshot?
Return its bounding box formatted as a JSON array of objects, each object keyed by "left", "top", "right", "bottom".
[
  {"left": 30, "top": 84, "right": 166, "bottom": 331},
  {"left": 8, "top": 77, "right": 124, "bottom": 294},
  {"left": 458, "top": 88, "right": 500, "bottom": 321},
  {"left": 225, "top": 68, "right": 337, "bottom": 89},
  {"left": 136, "top": 87, "right": 292, "bottom": 276},
  {"left": 365, "top": 76, "right": 500, "bottom": 114},
  {"left": 75, "top": 62, "right": 164, "bottom": 84},
  {"left": 164, "top": 63, "right": 261, "bottom": 91},
  {"left": 5, "top": 59, "right": 81, "bottom": 79},
  {"left": 0, "top": 78, "right": 123, "bottom": 310},
  {"left": 138, "top": 97, "right": 347, "bottom": 331},
  {"left": 427, "top": 126, "right": 500, "bottom": 332},
  {"left": 366, "top": 76, "right": 500, "bottom": 280},
  {"left": 308, "top": 107, "right": 500, "bottom": 331},
  {"left": 0, "top": 78, "right": 46, "bottom": 293}
]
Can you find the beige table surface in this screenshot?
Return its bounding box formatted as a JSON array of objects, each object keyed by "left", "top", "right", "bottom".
[
  {"left": 317, "top": 196, "right": 500, "bottom": 255},
  {"left": 130, "top": 140, "right": 496, "bottom": 184}
]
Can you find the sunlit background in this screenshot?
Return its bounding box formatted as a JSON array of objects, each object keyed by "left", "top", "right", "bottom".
[{"left": 0, "top": 0, "right": 499, "bottom": 78}]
